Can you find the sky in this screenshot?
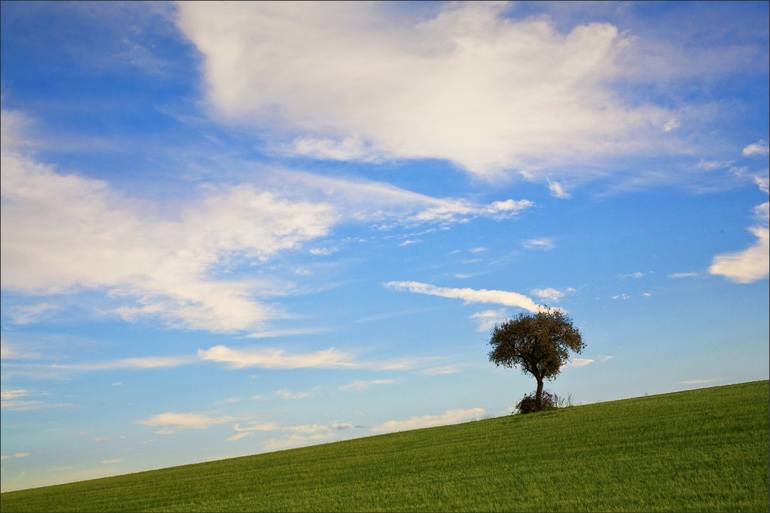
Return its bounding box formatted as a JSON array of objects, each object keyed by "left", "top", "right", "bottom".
[{"left": 0, "top": 1, "right": 768, "bottom": 492}]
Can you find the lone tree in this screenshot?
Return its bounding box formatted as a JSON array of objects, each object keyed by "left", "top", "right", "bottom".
[{"left": 488, "top": 309, "right": 584, "bottom": 412}]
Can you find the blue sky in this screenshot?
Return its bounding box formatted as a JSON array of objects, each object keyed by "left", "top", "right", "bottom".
[{"left": 1, "top": 1, "right": 768, "bottom": 491}]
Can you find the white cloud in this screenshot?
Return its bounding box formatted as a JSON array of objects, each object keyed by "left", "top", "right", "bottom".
[
  {"left": 547, "top": 181, "right": 570, "bottom": 199},
  {"left": 567, "top": 358, "right": 594, "bottom": 368},
  {"left": 469, "top": 309, "right": 509, "bottom": 332},
  {"left": 198, "top": 345, "right": 354, "bottom": 370},
  {"left": 663, "top": 118, "right": 680, "bottom": 132},
  {"left": 140, "top": 412, "right": 233, "bottom": 433},
  {"left": 522, "top": 238, "right": 554, "bottom": 250},
  {"left": 669, "top": 271, "right": 700, "bottom": 279},
  {"left": 194, "top": 345, "right": 420, "bottom": 371},
  {"left": 611, "top": 293, "right": 631, "bottom": 300},
  {"left": 1, "top": 140, "right": 334, "bottom": 333},
  {"left": 50, "top": 355, "right": 197, "bottom": 372},
  {"left": 258, "top": 168, "right": 532, "bottom": 225},
  {"left": 227, "top": 422, "right": 280, "bottom": 441},
  {"left": 755, "top": 175, "right": 769, "bottom": 194},
  {"left": 709, "top": 179, "right": 769, "bottom": 284},
  {"left": 399, "top": 239, "right": 422, "bottom": 247},
  {"left": 2, "top": 118, "right": 533, "bottom": 334},
  {"left": 742, "top": 140, "right": 769, "bottom": 156},
  {"left": 530, "top": 287, "right": 575, "bottom": 302},
  {"left": 372, "top": 407, "right": 486, "bottom": 433},
  {"left": 0, "top": 452, "right": 30, "bottom": 461},
  {"left": 177, "top": 2, "right": 679, "bottom": 179},
  {"left": 680, "top": 377, "right": 721, "bottom": 385},
  {"left": 0, "top": 389, "right": 44, "bottom": 411},
  {"left": 339, "top": 379, "right": 396, "bottom": 392},
  {"left": 275, "top": 389, "right": 314, "bottom": 400},
  {"left": 697, "top": 159, "right": 731, "bottom": 171},
  {"left": 245, "top": 327, "right": 329, "bottom": 339},
  {"left": 642, "top": 292, "right": 653, "bottom": 297},
  {"left": 0, "top": 389, "right": 30, "bottom": 401},
  {"left": 100, "top": 458, "right": 124, "bottom": 465},
  {"left": 7, "top": 302, "right": 57, "bottom": 325},
  {"left": 619, "top": 271, "right": 644, "bottom": 279},
  {"left": 331, "top": 423, "right": 354, "bottom": 430},
  {"left": 289, "top": 136, "right": 381, "bottom": 162},
  {"left": 308, "top": 247, "right": 338, "bottom": 256},
  {"left": 469, "top": 247, "right": 487, "bottom": 254},
  {"left": 385, "top": 281, "right": 543, "bottom": 313},
  {"left": 420, "top": 365, "right": 463, "bottom": 376},
  {"left": 709, "top": 225, "right": 769, "bottom": 283}
]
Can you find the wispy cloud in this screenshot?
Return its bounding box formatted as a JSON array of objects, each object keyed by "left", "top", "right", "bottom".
[
  {"left": 372, "top": 407, "right": 486, "bottom": 433},
  {"left": 7, "top": 302, "right": 58, "bottom": 325},
  {"left": 198, "top": 345, "right": 420, "bottom": 371},
  {"left": 742, "top": 139, "right": 769, "bottom": 156},
  {"left": 530, "top": 287, "right": 576, "bottom": 302},
  {"left": 339, "top": 379, "right": 396, "bottom": 392},
  {"left": 385, "top": 281, "right": 543, "bottom": 312},
  {"left": 619, "top": 271, "right": 645, "bottom": 279},
  {"left": 419, "top": 365, "right": 463, "bottom": 376},
  {"left": 547, "top": 181, "right": 570, "bottom": 199},
  {"left": 669, "top": 271, "right": 700, "bottom": 279},
  {"left": 244, "top": 327, "right": 329, "bottom": 339},
  {"left": 522, "top": 238, "right": 555, "bottom": 251},
  {"left": 0, "top": 389, "right": 45, "bottom": 411},
  {"left": 469, "top": 309, "right": 509, "bottom": 332},
  {"left": 275, "top": 389, "right": 315, "bottom": 400},
  {"left": 100, "top": 458, "right": 124, "bottom": 465},
  {"left": 680, "top": 377, "right": 721, "bottom": 385},
  {"left": 0, "top": 452, "right": 30, "bottom": 461},
  {"left": 140, "top": 412, "right": 233, "bottom": 434}
]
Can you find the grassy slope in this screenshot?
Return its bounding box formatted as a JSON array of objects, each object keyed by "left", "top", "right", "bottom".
[{"left": 1, "top": 380, "right": 768, "bottom": 512}]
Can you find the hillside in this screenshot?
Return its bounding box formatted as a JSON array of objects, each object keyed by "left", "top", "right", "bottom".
[{"left": 1, "top": 380, "right": 768, "bottom": 512}]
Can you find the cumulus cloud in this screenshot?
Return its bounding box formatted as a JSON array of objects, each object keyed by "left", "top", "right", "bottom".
[
  {"left": 522, "top": 238, "right": 554, "bottom": 250},
  {"left": 709, "top": 178, "right": 769, "bottom": 284},
  {"left": 339, "top": 379, "right": 396, "bottom": 392},
  {"left": 177, "top": 2, "right": 679, "bottom": 179},
  {"left": 372, "top": 407, "right": 486, "bottom": 433},
  {"left": 742, "top": 140, "right": 769, "bottom": 156},
  {"left": 385, "top": 281, "right": 543, "bottom": 312},
  {"left": 140, "top": 412, "right": 233, "bottom": 433},
  {"left": 709, "top": 225, "right": 768, "bottom": 283}
]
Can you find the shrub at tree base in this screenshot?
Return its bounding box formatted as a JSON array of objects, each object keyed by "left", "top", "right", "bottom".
[{"left": 515, "top": 391, "right": 572, "bottom": 414}]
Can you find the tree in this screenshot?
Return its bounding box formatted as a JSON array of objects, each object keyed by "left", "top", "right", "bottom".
[{"left": 488, "top": 309, "right": 584, "bottom": 412}]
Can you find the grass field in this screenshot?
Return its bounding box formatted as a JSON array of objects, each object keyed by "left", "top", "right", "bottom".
[{"left": 1, "top": 380, "right": 767, "bottom": 512}]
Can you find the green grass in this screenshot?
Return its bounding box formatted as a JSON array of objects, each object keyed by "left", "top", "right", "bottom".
[{"left": 1, "top": 380, "right": 768, "bottom": 512}]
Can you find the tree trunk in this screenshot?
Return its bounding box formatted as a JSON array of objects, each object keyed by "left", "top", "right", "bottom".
[{"left": 535, "top": 378, "right": 544, "bottom": 411}]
